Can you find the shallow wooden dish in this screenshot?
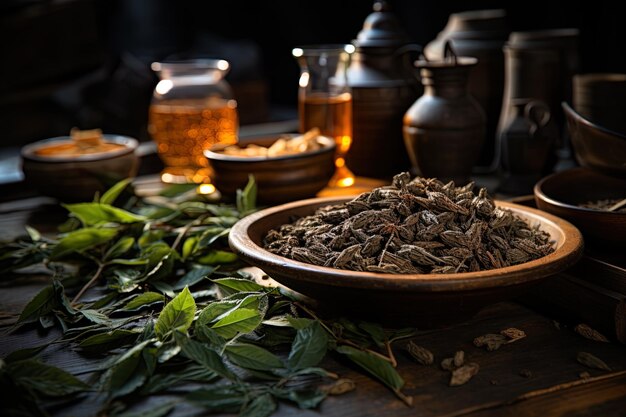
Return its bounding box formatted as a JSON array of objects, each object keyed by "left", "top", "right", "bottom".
[
  {"left": 534, "top": 167, "right": 626, "bottom": 245},
  {"left": 205, "top": 134, "right": 336, "bottom": 205},
  {"left": 230, "top": 197, "right": 583, "bottom": 326}
]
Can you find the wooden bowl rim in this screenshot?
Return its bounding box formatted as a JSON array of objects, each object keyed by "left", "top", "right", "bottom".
[
  {"left": 534, "top": 168, "right": 626, "bottom": 217},
  {"left": 204, "top": 134, "right": 336, "bottom": 163},
  {"left": 229, "top": 196, "right": 584, "bottom": 292},
  {"left": 21, "top": 135, "right": 138, "bottom": 163}
]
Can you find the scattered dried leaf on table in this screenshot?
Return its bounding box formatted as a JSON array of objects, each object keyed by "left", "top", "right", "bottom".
[
  {"left": 473, "top": 333, "right": 507, "bottom": 351},
  {"left": 450, "top": 363, "right": 480, "bottom": 386},
  {"left": 453, "top": 350, "right": 464, "bottom": 368},
  {"left": 577, "top": 352, "right": 611, "bottom": 371},
  {"left": 406, "top": 341, "right": 434, "bottom": 366},
  {"left": 579, "top": 371, "right": 591, "bottom": 379},
  {"left": 441, "top": 357, "right": 455, "bottom": 371},
  {"left": 574, "top": 324, "right": 609, "bottom": 343},
  {"left": 501, "top": 327, "right": 526, "bottom": 343},
  {"left": 321, "top": 378, "right": 356, "bottom": 395}
]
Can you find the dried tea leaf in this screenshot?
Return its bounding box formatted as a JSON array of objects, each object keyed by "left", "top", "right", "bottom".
[
  {"left": 441, "top": 358, "right": 455, "bottom": 371},
  {"left": 577, "top": 352, "right": 611, "bottom": 371},
  {"left": 406, "top": 341, "right": 434, "bottom": 365},
  {"left": 473, "top": 334, "right": 507, "bottom": 351},
  {"left": 453, "top": 351, "right": 465, "bottom": 368},
  {"left": 501, "top": 327, "right": 526, "bottom": 343},
  {"left": 450, "top": 363, "right": 479, "bottom": 386},
  {"left": 321, "top": 378, "right": 356, "bottom": 395},
  {"left": 574, "top": 324, "right": 610, "bottom": 343}
]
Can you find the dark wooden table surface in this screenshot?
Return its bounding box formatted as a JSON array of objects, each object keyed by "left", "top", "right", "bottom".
[{"left": 1, "top": 181, "right": 625, "bottom": 417}]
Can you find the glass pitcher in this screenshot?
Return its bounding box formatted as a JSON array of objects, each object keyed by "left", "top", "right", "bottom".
[
  {"left": 149, "top": 59, "right": 238, "bottom": 184},
  {"left": 292, "top": 45, "right": 354, "bottom": 188}
]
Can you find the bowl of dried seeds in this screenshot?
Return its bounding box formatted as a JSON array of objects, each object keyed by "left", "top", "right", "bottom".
[
  {"left": 230, "top": 173, "right": 584, "bottom": 326},
  {"left": 205, "top": 129, "right": 336, "bottom": 204},
  {"left": 535, "top": 167, "right": 626, "bottom": 244}
]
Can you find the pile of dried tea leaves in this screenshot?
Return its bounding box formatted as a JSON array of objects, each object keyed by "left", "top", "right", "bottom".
[{"left": 264, "top": 172, "right": 554, "bottom": 274}]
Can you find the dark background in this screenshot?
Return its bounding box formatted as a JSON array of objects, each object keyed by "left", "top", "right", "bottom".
[{"left": 1, "top": 0, "right": 625, "bottom": 149}]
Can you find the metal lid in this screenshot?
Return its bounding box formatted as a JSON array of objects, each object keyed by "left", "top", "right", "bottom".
[{"left": 353, "top": 1, "right": 410, "bottom": 49}]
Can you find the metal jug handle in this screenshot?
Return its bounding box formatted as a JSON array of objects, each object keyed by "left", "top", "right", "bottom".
[
  {"left": 443, "top": 40, "right": 458, "bottom": 65},
  {"left": 524, "top": 100, "right": 551, "bottom": 137}
]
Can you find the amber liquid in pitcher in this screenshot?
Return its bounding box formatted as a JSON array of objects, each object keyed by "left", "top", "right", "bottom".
[
  {"left": 149, "top": 98, "right": 238, "bottom": 183},
  {"left": 299, "top": 93, "right": 352, "bottom": 155}
]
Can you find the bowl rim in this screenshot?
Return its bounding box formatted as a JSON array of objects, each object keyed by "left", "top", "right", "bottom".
[
  {"left": 229, "top": 196, "right": 584, "bottom": 292},
  {"left": 534, "top": 168, "right": 626, "bottom": 217},
  {"left": 204, "top": 134, "right": 336, "bottom": 162},
  {"left": 21, "top": 135, "right": 138, "bottom": 163},
  {"left": 562, "top": 101, "right": 626, "bottom": 140}
]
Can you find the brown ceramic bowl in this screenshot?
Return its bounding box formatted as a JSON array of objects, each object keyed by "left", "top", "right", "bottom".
[
  {"left": 205, "top": 134, "right": 336, "bottom": 205},
  {"left": 229, "top": 197, "right": 583, "bottom": 326},
  {"left": 21, "top": 135, "right": 139, "bottom": 202},
  {"left": 534, "top": 167, "right": 626, "bottom": 245},
  {"left": 563, "top": 102, "right": 626, "bottom": 178}
]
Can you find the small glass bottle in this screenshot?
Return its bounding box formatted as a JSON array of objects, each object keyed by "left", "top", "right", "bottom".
[
  {"left": 149, "top": 60, "right": 238, "bottom": 184},
  {"left": 293, "top": 45, "right": 354, "bottom": 188}
]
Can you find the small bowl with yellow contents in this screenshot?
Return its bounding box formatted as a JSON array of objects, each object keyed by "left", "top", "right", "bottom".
[
  {"left": 21, "top": 129, "right": 140, "bottom": 202},
  {"left": 205, "top": 128, "right": 336, "bottom": 205}
]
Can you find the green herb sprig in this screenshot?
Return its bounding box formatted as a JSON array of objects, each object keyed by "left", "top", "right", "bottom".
[{"left": 0, "top": 178, "right": 415, "bottom": 417}]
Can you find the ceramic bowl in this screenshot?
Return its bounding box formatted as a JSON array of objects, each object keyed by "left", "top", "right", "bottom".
[
  {"left": 21, "top": 135, "right": 139, "bottom": 202},
  {"left": 534, "top": 167, "right": 626, "bottom": 245},
  {"left": 229, "top": 197, "right": 583, "bottom": 326},
  {"left": 563, "top": 102, "right": 626, "bottom": 178},
  {"left": 205, "top": 134, "right": 336, "bottom": 205}
]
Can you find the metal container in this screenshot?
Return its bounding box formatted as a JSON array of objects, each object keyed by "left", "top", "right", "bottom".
[
  {"left": 343, "top": 1, "right": 422, "bottom": 179},
  {"left": 403, "top": 46, "right": 486, "bottom": 184},
  {"left": 425, "top": 9, "right": 509, "bottom": 171}
]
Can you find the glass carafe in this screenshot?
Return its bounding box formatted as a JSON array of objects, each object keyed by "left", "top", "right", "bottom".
[
  {"left": 293, "top": 45, "right": 354, "bottom": 188},
  {"left": 149, "top": 60, "right": 238, "bottom": 184}
]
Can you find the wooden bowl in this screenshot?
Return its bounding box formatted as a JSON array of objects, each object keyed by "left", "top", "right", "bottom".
[
  {"left": 229, "top": 197, "right": 583, "bottom": 326},
  {"left": 563, "top": 102, "right": 626, "bottom": 178},
  {"left": 205, "top": 135, "right": 336, "bottom": 205},
  {"left": 534, "top": 167, "right": 626, "bottom": 244},
  {"left": 21, "top": 135, "right": 139, "bottom": 202}
]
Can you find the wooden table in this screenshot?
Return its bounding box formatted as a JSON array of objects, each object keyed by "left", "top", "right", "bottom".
[{"left": 1, "top": 179, "right": 625, "bottom": 417}]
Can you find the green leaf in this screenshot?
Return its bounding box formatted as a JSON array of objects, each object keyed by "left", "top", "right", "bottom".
[
  {"left": 236, "top": 174, "right": 257, "bottom": 215},
  {"left": 79, "top": 329, "right": 139, "bottom": 353},
  {"left": 50, "top": 227, "right": 118, "bottom": 260},
  {"left": 4, "top": 345, "right": 47, "bottom": 362},
  {"left": 7, "top": 359, "right": 89, "bottom": 396},
  {"left": 141, "top": 365, "right": 217, "bottom": 395},
  {"left": 80, "top": 309, "right": 112, "bottom": 325},
  {"left": 159, "top": 183, "right": 197, "bottom": 198},
  {"left": 114, "top": 401, "right": 178, "bottom": 417},
  {"left": 63, "top": 202, "right": 146, "bottom": 226},
  {"left": 185, "top": 385, "right": 246, "bottom": 411},
  {"left": 106, "top": 345, "right": 148, "bottom": 398},
  {"left": 211, "top": 308, "right": 262, "bottom": 339},
  {"left": 225, "top": 343, "right": 284, "bottom": 371},
  {"left": 105, "top": 236, "right": 135, "bottom": 261},
  {"left": 196, "top": 250, "right": 238, "bottom": 265},
  {"left": 173, "top": 265, "right": 216, "bottom": 290},
  {"left": 16, "top": 284, "right": 56, "bottom": 324},
  {"left": 174, "top": 333, "right": 235, "bottom": 380},
  {"left": 213, "top": 277, "right": 264, "bottom": 296},
  {"left": 335, "top": 345, "right": 404, "bottom": 392},
  {"left": 181, "top": 236, "right": 198, "bottom": 260},
  {"left": 358, "top": 321, "right": 387, "bottom": 348},
  {"left": 138, "top": 230, "right": 165, "bottom": 248},
  {"left": 100, "top": 178, "right": 133, "bottom": 205},
  {"left": 123, "top": 292, "right": 165, "bottom": 311},
  {"left": 155, "top": 287, "right": 196, "bottom": 340},
  {"left": 240, "top": 393, "right": 276, "bottom": 417},
  {"left": 272, "top": 388, "right": 326, "bottom": 409},
  {"left": 288, "top": 322, "right": 328, "bottom": 371},
  {"left": 25, "top": 225, "right": 41, "bottom": 242}
]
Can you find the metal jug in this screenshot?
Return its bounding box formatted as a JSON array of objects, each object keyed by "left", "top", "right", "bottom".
[{"left": 343, "top": 1, "right": 422, "bottom": 179}]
